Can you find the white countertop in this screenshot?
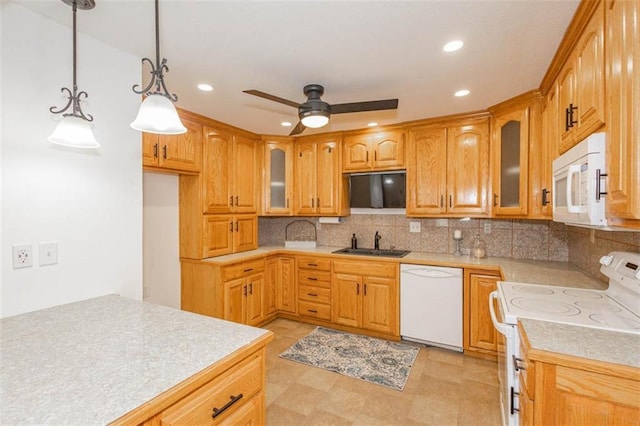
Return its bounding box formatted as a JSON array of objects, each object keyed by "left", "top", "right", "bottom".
[{"left": 0, "top": 295, "right": 271, "bottom": 425}]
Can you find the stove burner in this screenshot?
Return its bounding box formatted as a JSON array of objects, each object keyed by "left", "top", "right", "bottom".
[
  {"left": 512, "top": 285, "right": 554, "bottom": 295},
  {"left": 575, "top": 300, "right": 622, "bottom": 312},
  {"left": 562, "top": 289, "right": 603, "bottom": 299},
  {"left": 589, "top": 314, "right": 640, "bottom": 330},
  {"left": 511, "top": 297, "right": 581, "bottom": 316}
]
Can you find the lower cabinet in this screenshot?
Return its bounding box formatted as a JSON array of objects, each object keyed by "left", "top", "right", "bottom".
[
  {"left": 224, "top": 273, "right": 264, "bottom": 326},
  {"left": 332, "top": 260, "right": 399, "bottom": 336},
  {"left": 463, "top": 269, "right": 501, "bottom": 358},
  {"left": 265, "top": 255, "right": 296, "bottom": 316},
  {"left": 296, "top": 255, "right": 333, "bottom": 321}
]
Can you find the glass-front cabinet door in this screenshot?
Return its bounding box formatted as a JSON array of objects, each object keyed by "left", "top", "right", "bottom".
[{"left": 263, "top": 138, "right": 293, "bottom": 215}]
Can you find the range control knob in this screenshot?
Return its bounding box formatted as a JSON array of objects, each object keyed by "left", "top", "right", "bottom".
[{"left": 599, "top": 255, "right": 614, "bottom": 266}]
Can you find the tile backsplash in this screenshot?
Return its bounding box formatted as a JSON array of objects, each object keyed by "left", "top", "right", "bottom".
[{"left": 259, "top": 215, "right": 572, "bottom": 262}]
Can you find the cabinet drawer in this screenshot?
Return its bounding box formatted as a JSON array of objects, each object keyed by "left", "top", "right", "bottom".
[
  {"left": 333, "top": 260, "right": 397, "bottom": 278},
  {"left": 159, "top": 352, "right": 263, "bottom": 425},
  {"left": 298, "top": 300, "right": 332, "bottom": 321},
  {"left": 298, "top": 285, "right": 331, "bottom": 304},
  {"left": 297, "top": 256, "right": 331, "bottom": 271},
  {"left": 298, "top": 269, "right": 331, "bottom": 287},
  {"left": 223, "top": 259, "right": 265, "bottom": 281}
]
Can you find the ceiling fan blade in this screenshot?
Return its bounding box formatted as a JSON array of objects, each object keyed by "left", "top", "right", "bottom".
[
  {"left": 331, "top": 99, "right": 399, "bottom": 114},
  {"left": 289, "top": 121, "right": 306, "bottom": 136},
  {"left": 243, "top": 90, "right": 300, "bottom": 108}
]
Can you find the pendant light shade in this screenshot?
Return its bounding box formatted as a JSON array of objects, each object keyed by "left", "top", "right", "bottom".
[
  {"left": 130, "top": 94, "right": 186, "bottom": 134},
  {"left": 48, "top": 115, "right": 100, "bottom": 148},
  {"left": 131, "top": 0, "right": 185, "bottom": 135},
  {"left": 48, "top": 0, "right": 99, "bottom": 148}
]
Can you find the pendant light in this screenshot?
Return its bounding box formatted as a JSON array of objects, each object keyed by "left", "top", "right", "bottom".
[
  {"left": 131, "top": 0, "right": 186, "bottom": 134},
  {"left": 48, "top": 0, "right": 99, "bottom": 149}
]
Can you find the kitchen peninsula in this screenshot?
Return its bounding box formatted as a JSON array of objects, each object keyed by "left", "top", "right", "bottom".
[{"left": 0, "top": 295, "right": 273, "bottom": 424}]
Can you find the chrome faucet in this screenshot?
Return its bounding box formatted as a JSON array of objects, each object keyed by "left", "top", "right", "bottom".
[{"left": 374, "top": 231, "right": 381, "bottom": 250}]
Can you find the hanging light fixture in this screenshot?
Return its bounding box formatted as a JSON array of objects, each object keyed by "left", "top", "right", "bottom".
[
  {"left": 48, "top": 0, "right": 99, "bottom": 149},
  {"left": 131, "top": 0, "right": 186, "bottom": 134}
]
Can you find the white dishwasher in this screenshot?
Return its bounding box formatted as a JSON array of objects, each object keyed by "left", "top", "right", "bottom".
[{"left": 400, "top": 264, "right": 463, "bottom": 351}]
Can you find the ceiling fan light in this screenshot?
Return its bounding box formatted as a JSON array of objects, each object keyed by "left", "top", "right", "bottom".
[
  {"left": 130, "top": 94, "right": 187, "bottom": 134},
  {"left": 300, "top": 111, "right": 329, "bottom": 129},
  {"left": 47, "top": 115, "right": 100, "bottom": 149}
]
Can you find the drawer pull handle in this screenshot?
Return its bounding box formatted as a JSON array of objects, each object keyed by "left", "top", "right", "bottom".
[
  {"left": 513, "top": 355, "right": 527, "bottom": 371},
  {"left": 308, "top": 263, "right": 318, "bottom": 267},
  {"left": 307, "top": 309, "right": 318, "bottom": 313},
  {"left": 243, "top": 268, "right": 253, "bottom": 272},
  {"left": 212, "top": 393, "right": 244, "bottom": 419},
  {"left": 307, "top": 293, "right": 318, "bottom": 297},
  {"left": 307, "top": 277, "right": 318, "bottom": 281}
]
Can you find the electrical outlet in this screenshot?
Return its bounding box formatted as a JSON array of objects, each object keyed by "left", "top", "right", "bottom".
[
  {"left": 436, "top": 218, "right": 449, "bottom": 227},
  {"left": 12, "top": 244, "right": 33, "bottom": 269},
  {"left": 39, "top": 242, "right": 58, "bottom": 266},
  {"left": 409, "top": 221, "right": 421, "bottom": 233},
  {"left": 484, "top": 222, "right": 492, "bottom": 234}
]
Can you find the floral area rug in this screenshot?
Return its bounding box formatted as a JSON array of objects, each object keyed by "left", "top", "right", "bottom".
[{"left": 279, "top": 327, "right": 419, "bottom": 391}]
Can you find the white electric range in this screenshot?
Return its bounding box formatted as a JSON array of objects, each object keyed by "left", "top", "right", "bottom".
[{"left": 489, "top": 251, "right": 640, "bottom": 426}]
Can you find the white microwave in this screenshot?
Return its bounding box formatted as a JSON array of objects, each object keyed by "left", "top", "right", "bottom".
[{"left": 552, "top": 133, "right": 607, "bottom": 227}]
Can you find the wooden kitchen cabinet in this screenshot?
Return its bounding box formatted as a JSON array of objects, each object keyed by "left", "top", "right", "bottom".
[
  {"left": 224, "top": 272, "right": 264, "bottom": 326},
  {"left": 535, "top": 85, "right": 558, "bottom": 219},
  {"left": 293, "top": 134, "right": 349, "bottom": 216},
  {"left": 332, "top": 260, "right": 399, "bottom": 337},
  {"left": 557, "top": 0, "right": 605, "bottom": 154},
  {"left": 342, "top": 128, "right": 405, "bottom": 172},
  {"left": 296, "top": 255, "right": 333, "bottom": 321},
  {"left": 202, "top": 214, "right": 257, "bottom": 258},
  {"left": 265, "top": 255, "right": 296, "bottom": 316},
  {"left": 142, "top": 112, "right": 202, "bottom": 174},
  {"left": 463, "top": 269, "right": 501, "bottom": 358},
  {"left": 262, "top": 137, "right": 294, "bottom": 215},
  {"left": 605, "top": 0, "right": 640, "bottom": 228},
  {"left": 407, "top": 117, "right": 490, "bottom": 217}
]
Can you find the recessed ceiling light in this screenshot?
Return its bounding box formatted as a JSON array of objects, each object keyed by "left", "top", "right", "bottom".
[
  {"left": 197, "top": 83, "right": 213, "bottom": 92},
  {"left": 443, "top": 40, "right": 464, "bottom": 52},
  {"left": 281, "top": 121, "right": 292, "bottom": 127},
  {"left": 368, "top": 122, "right": 378, "bottom": 127},
  {"left": 454, "top": 89, "right": 470, "bottom": 97}
]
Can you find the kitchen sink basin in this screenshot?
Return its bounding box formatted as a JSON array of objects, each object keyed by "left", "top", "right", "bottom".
[{"left": 332, "top": 247, "right": 410, "bottom": 258}]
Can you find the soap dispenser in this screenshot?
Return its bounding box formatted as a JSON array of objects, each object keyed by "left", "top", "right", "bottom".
[{"left": 351, "top": 233, "right": 358, "bottom": 249}]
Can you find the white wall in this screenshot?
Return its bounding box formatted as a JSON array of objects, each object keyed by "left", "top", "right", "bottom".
[
  {"left": 1, "top": 3, "right": 142, "bottom": 317},
  {"left": 143, "top": 172, "right": 180, "bottom": 309}
]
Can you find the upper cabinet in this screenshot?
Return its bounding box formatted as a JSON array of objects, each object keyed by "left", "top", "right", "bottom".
[
  {"left": 605, "top": 0, "right": 640, "bottom": 227},
  {"left": 293, "top": 134, "right": 349, "bottom": 216},
  {"left": 202, "top": 126, "right": 259, "bottom": 214},
  {"left": 262, "top": 137, "right": 294, "bottom": 216},
  {"left": 342, "top": 129, "right": 405, "bottom": 172},
  {"left": 407, "top": 117, "right": 490, "bottom": 217},
  {"left": 142, "top": 112, "right": 202, "bottom": 174},
  {"left": 557, "top": 0, "right": 605, "bottom": 154}
]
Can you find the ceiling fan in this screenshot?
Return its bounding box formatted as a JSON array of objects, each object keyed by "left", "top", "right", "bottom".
[{"left": 243, "top": 84, "right": 399, "bottom": 136}]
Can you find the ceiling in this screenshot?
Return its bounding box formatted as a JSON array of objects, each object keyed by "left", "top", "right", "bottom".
[{"left": 15, "top": 0, "right": 579, "bottom": 136}]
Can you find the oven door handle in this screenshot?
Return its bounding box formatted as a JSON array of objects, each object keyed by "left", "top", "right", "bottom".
[
  {"left": 489, "top": 291, "right": 510, "bottom": 336},
  {"left": 566, "top": 164, "right": 582, "bottom": 213}
]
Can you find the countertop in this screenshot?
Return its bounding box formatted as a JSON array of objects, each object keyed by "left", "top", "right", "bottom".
[
  {"left": 194, "top": 245, "right": 607, "bottom": 290},
  {"left": 0, "top": 295, "right": 272, "bottom": 425},
  {"left": 519, "top": 318, "right": 640, "bottom": 368}
]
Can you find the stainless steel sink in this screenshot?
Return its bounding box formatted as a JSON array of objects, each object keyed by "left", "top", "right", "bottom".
[{"left": 332, "top": 247, "right": 410, "bottom": 258}]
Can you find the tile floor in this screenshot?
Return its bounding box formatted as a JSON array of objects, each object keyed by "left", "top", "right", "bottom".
[{"left": 262, "top": 319, "right": 502, "bottom": 426}]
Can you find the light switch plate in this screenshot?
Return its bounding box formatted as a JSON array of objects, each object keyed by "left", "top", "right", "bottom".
[
  {"left": 39, "top": 242, "right": 58, "bottom": 266},
  {"left": 436, "top": 218, "right": 449, "bottom": 227}
]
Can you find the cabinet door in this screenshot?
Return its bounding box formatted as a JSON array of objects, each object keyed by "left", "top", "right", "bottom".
[
  {"left": 233, "top": 136, "right": 258, "bottom": 213},
  {"left": 203, "top": 126, "right": 233, "bottom": 214},
  {"left": 203, "top": 215, "right": 233, "bottom": 257},
  {"left": 264, "top": 258, "right": 278, "bottom": 316},
  {"left": 362, "top": 276, "right": 397, "bottom": 335},
  {"left": 606, "top": 0, "right": 640, "bottom": 223},
  {"left": 332, "top": 273, "right": 361, "bottom": 328},
  {"left": 575, "top": 1, "right": 605, "bottom": 141},
  {"left": 159, "top": 117, "right": 202, "bottom": 173},
  {"left": 142, "top": 133, "right": 159, "bottom": 167},
  {"left": 372, "top": 130, "right": 404, "bottom": 170},
  {"left": 294, "top": 141, "right": 317, "bottom": 214},
  {"left": 233, "top": 215, "right": 258, "bottom": 253},
  {"left": 224, "top": 277, "right": 246, "bottom": 324},
  {"left": 316, "top": 140, "right": 341, "bottom": 215},
  {"left": 558, "top": 60, "right": 576, "bottom": 153},
  {"left": 491, "top": 107, "right": 529, "bottom": 216},
  {"left": 264, "top": 140, "right": 293, "bottom": 215},
  {"left": 276, "top": 256, "right": 296, "bottom": 313},
  {"left": 468, "top": 274, "right": 498, "bottom": 352},
  {"left": 342, "top": 135, "right": 371, "bottom": 172},
  {"left": 245, "top": 274, "right": 264, "bottom": 326},
  {"left": 448, "top": 122, "right": 490, "bottom": 215},
  {"left": 406, "top": 126, "right": 447, "bottom": 215},
  {"left": 535, "top": 87, "right": 557, "bottom": 218}
]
